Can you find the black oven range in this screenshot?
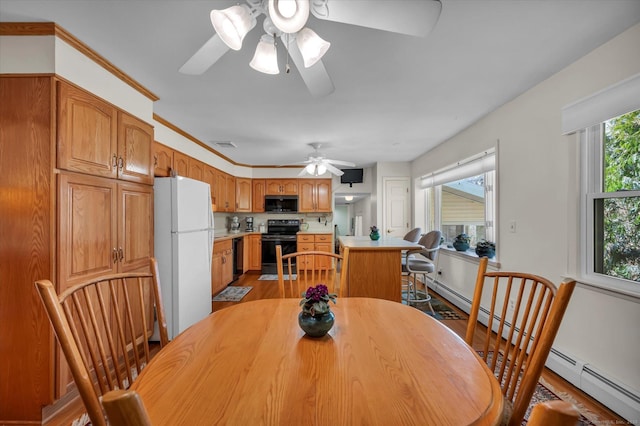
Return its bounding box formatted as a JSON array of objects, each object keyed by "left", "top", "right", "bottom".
[{"left": 261, "top": 219, "right": 299, "bottom": 274}]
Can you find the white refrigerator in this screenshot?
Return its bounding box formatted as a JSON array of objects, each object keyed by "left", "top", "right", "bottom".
[{"left": 154, "top": 176, "right": 213, "bottom": 339}]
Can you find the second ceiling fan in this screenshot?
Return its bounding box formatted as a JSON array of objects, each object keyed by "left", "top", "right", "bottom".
[{"left": 179, "top": 0, "right": 442, "bottom": 97}]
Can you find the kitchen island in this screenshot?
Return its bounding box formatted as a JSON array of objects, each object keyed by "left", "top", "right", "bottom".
[{"left": 338, "top": 236, "right": 423, "bottom": 302}]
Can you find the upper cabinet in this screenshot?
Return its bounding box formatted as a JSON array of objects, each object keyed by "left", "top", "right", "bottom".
[
  {"left": 57, "top": 82, "right": 153, "bottom": 185},
  {"left": 188, "top": 158, "right": 205, "bottom": 181},
  {"left": 252, "top": 179, "right": 266, "bottom": 212},
  {"left": 153, "top": 142, "right": 173, "bottom": 177},
  {"left": 214, "top": 169, "right": 236, "bottom": 212},
  {"left": 235, "top": 178, "right": 252, "bottom": 212},
  {"left": 266, "top": 179, "right": 298, "bottom": 195},
  {"left": 173, "top": 150, "right": 190, "bottom": 177},
  {"left": 299, "top": 179, "right": 332, "bottom": 212}
]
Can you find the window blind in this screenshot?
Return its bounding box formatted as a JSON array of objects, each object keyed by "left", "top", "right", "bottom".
[
  {"left": 561, "top": 73, "right": 640, "bottom": 135},
  {"left": 419, "top": 150, "right": 495, "bottom": 189}
]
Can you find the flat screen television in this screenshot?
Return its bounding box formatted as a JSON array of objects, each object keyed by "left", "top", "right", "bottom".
[{"left": 340, "top": 168, "right": 364, "bottom": 187}]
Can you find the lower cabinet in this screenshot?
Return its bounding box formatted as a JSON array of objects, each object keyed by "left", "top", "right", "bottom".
[
  {"left": 248, "top": 234, "right": 262, "bottom": 271},
  {"left": 212, "top": 239, "right": 233, "bottom": 295},
  {"left": 296, "top": 234, "right": 333, "bottom": 270}
]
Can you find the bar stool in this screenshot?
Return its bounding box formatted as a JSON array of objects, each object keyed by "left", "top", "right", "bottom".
[{"left": 402, "top": 230, "right": 441, "bottom": 315}]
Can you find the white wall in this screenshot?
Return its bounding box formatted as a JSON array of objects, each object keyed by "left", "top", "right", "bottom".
[{"left": 411, "top": 23, "right": 640, "bottom": 418}]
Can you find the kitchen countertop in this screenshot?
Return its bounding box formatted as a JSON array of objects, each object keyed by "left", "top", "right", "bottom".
[
  {"left": 214, "top": 231, "right": 261, "bottom": 241},
  {"left": 338, "top": 235, "right": 423, "bottom": 250}
]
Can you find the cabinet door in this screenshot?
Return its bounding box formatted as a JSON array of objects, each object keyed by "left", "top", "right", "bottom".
[
  {"left": 188, "top": 158, "right": 205, "bottom": 181},
  {"left": 173, "top": 151, "right": 190, "bottom": 177},
  {"left": 235, "top": 178, "right": 252, "bottom": 212},
  {"left": 57, "top": 82, "right": 118, "bottom": 179},
  {"left": 153, "top": 142, "right": 173, "bottom": 177},
  {"left": 222, "top": 248, "right": 234, "bottom": 285},
  {"left": 298, "top": 180, "right": 316, "bottom": 212},
  {"left": 297, "top": 242, "right": 315, "bottom": 270},
  {"left": 203, "top": 166, "right": 217, "bottom": 210},
  {"left": 281, "top": 179, "right": 299, "bottom": 195},
  {"left": 252, "top": 179, "right": 265, "bottom": 212},
  {"left": 315, "top": 237, "right": 333, "bottom": 269},
  {"left": 118, "top": 182, "right": 154, "bottom": 273},
  {"left": 226, "top": 175, "right": 236, "bottom": 212},
  {"left": 58, "top": 172, "right": 118, "bottom": 288},
  {"left": 315, "top": 180, "right": 332, "bottom": 212},
  {"left": 248, "top": 235, "right": 262, "bottom": 270},
  {"left": 211, "top": 249, "right": 224, "bottom": 295},
  {"left": 117, "top": 112, "right": 154, "bottom": 184}
]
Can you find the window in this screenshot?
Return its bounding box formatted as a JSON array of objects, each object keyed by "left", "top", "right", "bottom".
[
  {"left": 584, "top": 110, "right": 640, "bottom": 287},
  {"left": 419, "top": 150, "right": 496, "bottom": 252}
]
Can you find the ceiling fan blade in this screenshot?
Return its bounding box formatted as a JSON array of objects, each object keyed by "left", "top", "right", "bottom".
[
  {"left": 312, "top": 0, "right": 442, "bottom": 38},
  {"left": 324, "top": 162, "right": 344, "bottom": 176},
  {"left": 283, "top": 36, "right": 334, "bottom": 98},
  {"left": 179, "top": 34, "right": 230, "bottom": 75},
  {"left": 325, "top": 158, "right": 356, "bottom": 167}
]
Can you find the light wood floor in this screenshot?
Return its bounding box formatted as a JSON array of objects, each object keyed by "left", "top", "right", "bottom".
[{"left": 215, "top": 272, "right": 627, "bottom": 425}]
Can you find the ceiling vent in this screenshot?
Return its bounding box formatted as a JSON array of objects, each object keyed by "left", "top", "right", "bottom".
[{"left": 214, "top": 141, "right": 237, "bottom": 149}]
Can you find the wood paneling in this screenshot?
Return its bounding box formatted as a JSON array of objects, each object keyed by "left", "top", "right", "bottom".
[{"left": 0, "top": 76, "right": 54, "bottom": 420}]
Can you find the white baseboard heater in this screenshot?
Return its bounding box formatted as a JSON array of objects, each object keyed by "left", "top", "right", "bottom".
[{"left": 429, "top": 280, "right": 640, "bottom": 422}]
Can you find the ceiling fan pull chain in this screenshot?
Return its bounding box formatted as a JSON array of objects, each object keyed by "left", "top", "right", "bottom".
[{"left": 285, "top": 33, "right": 291, "bottom": 74}]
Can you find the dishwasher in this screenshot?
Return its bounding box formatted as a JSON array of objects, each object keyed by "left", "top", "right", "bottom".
[{"left": 232, "top": 237, "right": 243, "bottom": 281}]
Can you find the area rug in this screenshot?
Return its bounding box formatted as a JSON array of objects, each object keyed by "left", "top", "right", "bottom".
[
  {"left": 212, "top": 286, "right": 252, "bottom": 302},
  {"left": 258, "top": 274, "right": 296, "bottom": 280},
  {"left": 402, "top": 292, "right": 465, "bottom": 320}
]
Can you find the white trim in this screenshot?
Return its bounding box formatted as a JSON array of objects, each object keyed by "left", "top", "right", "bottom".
[
  {"left": 419, "top": 149, "right": 495, "bottom": 189},
  {"left": 561, "top": 73, "right": 640, "bottom": 135}
]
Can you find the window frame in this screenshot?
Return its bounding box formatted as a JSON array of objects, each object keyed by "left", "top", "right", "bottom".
[{"left": 580, "top": 124, "right": 640, "bottom": 297}]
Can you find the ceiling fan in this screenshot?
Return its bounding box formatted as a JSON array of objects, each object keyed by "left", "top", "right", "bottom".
[
  {"left": 179, "top": 0, "right": 442, "bottom": 97},
  {"left": 294, "top": 142, "right": 355, "bottom": 177}
]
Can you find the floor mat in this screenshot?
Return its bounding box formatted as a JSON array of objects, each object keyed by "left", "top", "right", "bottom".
[
  {"left": 258, "top": 274, "right": 296, "bottom": 280},
  {"left": 212, "top": 286, "right": 252, "bottom": 302}
]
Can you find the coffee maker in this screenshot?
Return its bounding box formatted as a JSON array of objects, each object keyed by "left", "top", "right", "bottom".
[{"left": 245, "top": 217, "right": 254, "bottom": 232}]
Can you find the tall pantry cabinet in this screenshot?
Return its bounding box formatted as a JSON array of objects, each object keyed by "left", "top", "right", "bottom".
[{"left": 0, "top": 76, "right": 154, "bottom": 424}]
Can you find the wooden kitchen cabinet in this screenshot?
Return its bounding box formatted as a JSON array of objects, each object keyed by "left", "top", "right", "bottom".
[
  {"left": 214, "top": 169, "right": 236, "bottom": 212},
  {"left": 173, "top": 150, "right": 190, "bottom": 176},
  {"left": 188, "top": 158, "right": 205, "bottom": 181},
  {"left": 203, "top": 165, "right": 217, "bottom": 206},
  {"left": 212, "top": 239, "right": 233, "bottom": 295},
  {"left": 153, "top": 141, "right": 174, "bottom": 177},
  {"left": 58, "top": 172, "right": 154, "bottom": 288},
  {"left": 299, "top": 179, "right": 332, "bottom": 212},
  {"left": 57, "top": 81, "right": 154, "bottom": 185},
  {"left": 248, "top": 234, "right": 262, "bottom": 271},
  {"left": 266, "top": 179, "right": 298, "bottom": 195},
  {"left": 296, "top": 233, "right": 333, "bottom": 270},
  {"left": 235, "top": 178, "right": 252, "bottom": 212},
  {"left": 252, "top": 179, "right": 266, "bottom": 212}
]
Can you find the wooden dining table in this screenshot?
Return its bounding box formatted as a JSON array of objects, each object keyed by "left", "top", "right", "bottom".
[{"left": 132, "top": 298, "right": 503, "bottom": 425}]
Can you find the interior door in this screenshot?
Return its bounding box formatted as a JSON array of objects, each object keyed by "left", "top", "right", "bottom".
[{"left": 383, "top": 177, "right": 410, "bottom": 238}]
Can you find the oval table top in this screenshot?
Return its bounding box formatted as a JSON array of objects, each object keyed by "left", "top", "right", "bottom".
[{"left": 132, "top": 298, "right": 503, "bottom": 425}]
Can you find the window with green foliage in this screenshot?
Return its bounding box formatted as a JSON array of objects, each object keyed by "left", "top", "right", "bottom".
[{"left": 586, "top": 110, "right": 640, "bottom": 287}]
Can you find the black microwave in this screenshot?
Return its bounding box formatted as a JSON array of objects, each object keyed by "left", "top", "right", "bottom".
[{"left": 265, "top": 195, "right": 298, "bottom": 213}]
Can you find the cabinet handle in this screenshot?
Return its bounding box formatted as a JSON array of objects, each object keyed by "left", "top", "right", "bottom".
[
  {"left": 112, "top": 154, "right": 118, "bottom": 169},
  {"left": 118, "top": 247, "right": 124, "bottom": 261},
  {"left": 118, "top": 156, "right": 124, "bottom": 171},
  {"left": 222, "top": 256, "right": 226, "bottom": 264},
  {"left": 153, "top": 155, "right": 158, "bottom": 166},
  {"left": 112, "top": 248, "right": 118, "bottom": 264}
]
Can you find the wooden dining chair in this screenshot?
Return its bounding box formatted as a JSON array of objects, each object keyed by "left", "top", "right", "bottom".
[
  {"left": 527, "top": 400, "right": 580, "bottom": 426},
  {"left": 465, "top": 257, "right": 576, "bottom": 426},
  {"left": 276, "top": 244, "right": 350, "bottom": 298},
  {"left": 35, "top": 258, "right": 168, "bottom": 426},
  {"left": 102, "top": 389, "right": 153, "bottom": 426}
]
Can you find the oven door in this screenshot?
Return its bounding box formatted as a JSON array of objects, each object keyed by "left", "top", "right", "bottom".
[{"left": 261, "top": 236, "right": 297, "bottom": 274}]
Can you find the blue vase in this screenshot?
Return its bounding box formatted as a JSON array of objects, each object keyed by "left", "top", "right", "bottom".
[
  {"left": 452, "top": 241, "right": 469, "bottom": 251},
  {"left": 298, "top": 311, "right": 335, "bottom": 337},
  {"left": 370, "top": 231, "right": 380, "bottom": 240}
]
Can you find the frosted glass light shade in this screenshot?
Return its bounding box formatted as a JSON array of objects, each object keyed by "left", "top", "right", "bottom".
[
  {"left": 305, "top": 163, "right": 315, "bottom": 174},
  {"left": 210, "top": 5, "right": 256, "bottom": 51},
  {"left": 268, "top": 0, "right": 310, "bottom": 34},
  {"left": 250, "top": 35, "right": 279, "bottom": 74},
  {"left": 296, "top": 28, "right": 330, "bottom": 68},
  {"left": 317, "top": 163, "right": 327, "bottom": 175}
]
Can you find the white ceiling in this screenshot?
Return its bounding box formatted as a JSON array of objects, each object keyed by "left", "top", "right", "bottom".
[{"left": 2, "top": 0, "right": 639, "bottom": 169}]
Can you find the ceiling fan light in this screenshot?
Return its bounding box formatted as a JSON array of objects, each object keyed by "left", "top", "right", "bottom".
[
  {"left": 316, "top": 163, "right": 327, "bottom": 175},
  {"left": 344, "top": 195, "right": 354, "bottom": 201},
  {"left": 297, "top": 27, "right": 330, "bottom": 68},
  {"left": 210, "top": 5, "right": 256, "bottom": 51},
  {"left": 305, "top": 163, "right": 316, "bottom": 174},
  {"left": 268, "top": 0, "right": 310, "bottom": 34},
  {"left": 250, "top": 35, "right": 279, "bottom": 74}
]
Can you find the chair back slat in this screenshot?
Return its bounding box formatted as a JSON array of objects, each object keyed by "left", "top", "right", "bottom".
[
  {"left": 35, "top": 258, "right": 168, "bottom": 426},
  {"left": 276, "top": 245, "right": 350, "bottom": 299},
  {"left": 465, "top": 257, "right": 576, "bottom": 426}
]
